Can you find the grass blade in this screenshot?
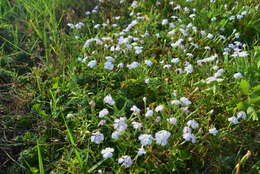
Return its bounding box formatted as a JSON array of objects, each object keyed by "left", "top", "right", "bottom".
[{"left": 37, "top": 140, "right": 45, "bottom": 174}]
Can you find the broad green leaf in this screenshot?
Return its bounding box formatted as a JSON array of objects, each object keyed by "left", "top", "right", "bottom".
[
  {"left": 253, "top": 85, "right": 260, "bottom": 92},
  {"left": 249, "top": 96, "right": 260, "bottom": 105},
  {"left": 52, "top": 81, "right": 59, "bottom": 89},
  {"left": 247, "top": 106, "right": 258, "bottom": 121},
  {"left": 31, "top": 167, "right": 39, "bottom": 173},
  {"left": 240, "top": 80, "right": 250, "bottom": 95},
  {"left": 252, "top": 85, "right": 260, "bottom": 96},
  {"left": 236, "top": 102, "right": 246, "bottom": 110}
]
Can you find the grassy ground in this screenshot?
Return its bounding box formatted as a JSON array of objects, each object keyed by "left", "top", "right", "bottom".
[{"left": 0, "top": 0, "right": 260, "bottom": 173}]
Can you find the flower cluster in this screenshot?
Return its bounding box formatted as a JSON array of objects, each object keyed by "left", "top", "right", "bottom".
[{"left": 67, "top": 0, "right": 255, "bottom": 170}]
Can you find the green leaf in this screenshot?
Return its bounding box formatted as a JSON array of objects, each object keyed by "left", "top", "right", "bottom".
[
  {"left": 252, "top": 85, "right": 260, "bottom": 95},
  {"left": 249, "top": 96, "right": 260, "bottom": 105},
  {"left": 247, "top": 106, "right": 258, "bottom": 121},
  {"left": 37, "top": 140, "right": 45, "bottom": 174},
  {"left": 52, "top": 81, "right": 59, "bottom": 89},
  {"left": 32, "top": 104, "right": 41, "bottom": 112},
  {"left": 52, "top": 77, "right": 59, "bottom": 89},
  {"left": 88, "top": 158, "right": 106, "bottom": 173},
  {"left": 30, "top": 167, "right": 39, "bottom": 173},
  {"left": 236, "top": 102, "right": 246, "bottom": 110},
  {"left": 63, "top": 116, "right": 84, "bottom": 168},
  {"left": 240, "top": 80, "right": 250, "bottom": 95}
]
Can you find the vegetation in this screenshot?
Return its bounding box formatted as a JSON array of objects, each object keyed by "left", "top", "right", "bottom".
[{"left": 0, "top": 0, "right": 259, "bottom": 173}]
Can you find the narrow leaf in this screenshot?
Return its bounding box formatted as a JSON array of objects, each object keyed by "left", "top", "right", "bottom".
[{"left": 37, "top": 140, "right": 45, "bottom": 174}]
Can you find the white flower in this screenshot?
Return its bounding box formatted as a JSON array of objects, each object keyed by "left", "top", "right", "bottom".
[
  {"left": 155, "top": 130, "right": 171, "bottom": 146},
  {"left": 237, "top": 111, "right": 246, "bottom": 119},
  {"left": 87, "top": 60, "right": 97, "bottom": 68},
  {"left": 94, "top": 24, "right": 101, "bottom": 29},
  {"left": 104, "top": 61, "right": 114, "bottom": 70},
  {"left": 132, "top": 121, "right": 142, "bottom": 129},
  {"left": 184, "top": 64, "right": 193, "bottom": 73},
  {"left": 145, "top": 109, "right": 154, "bottom": 118},
  {"left": 209, "top": 127, "right": 218, "bottom": 136},
  {"left": 187, "top": 120, "right": 199, "bottom": 129},
  {"left": 172, "top": 90, "right": 178, "bottom": 96},
  {"left": 114, "top": 16, "right": 121, "bottom": 20},
  {"left": 200, "top": 30, "right": 206, "bottom": 36},
  {"left": 206, "top": 76, "right": 217, "bottom": 84},
  {"left": 235, "top": 33, "right": 240, "bottom": 38},
  {"left": 90, "top": 131, "right": 104, "bottom": 144},
  {"left": 118, "top": 156, "right": 132, "bottom": 167},
  {"left": 144, "top": 60, "right": 153, "bottom": 66},
  {"left": 117, "top": 63, "right": 124, "bottom": 68},
  {"left": 127, "top": 61, "right": 140, "bottom": 69},
  {"left": 104, "top": 95, "right": 115, "bottom": 105},
  {"left": 155, "top": 116, "right": 161, "bottom": 122},
  {"left": 144, "top": 78, "right": 150, "bottom": 84},
  {"left": 207, "top": 33, "right": 214, "bottom": 39},
  {"left": 113, "top": 117, "right": 127, "bottom": 131},
  {"left": 101, "top": 148, "right": 114, "bottom": 159},
  {"left": 137, "top": 147, "right": 146, "bottom": 156},
  {"left": 83, "top": 38, "right": 103, "bottom": 48},
  {"left": 241, "top": 11, "right": 248, "bottom": 15},
  {"left": 232, "top": 51, "right": 248, "bottom": 57},
  {"left": 98, "top": 120, "right": 106, "bottom": 126},
  {"left": 228, "top": 116, "right": 239, "bottom": 124},
  {"left": 180, "top": 97, "right": 192, "bottom": 106},
  {"left": 183, "top": 127, "right": 192, "bottom": 134},
  {"left": 124, "top": 20, "right": 138, "bottom": 32},
  {"left": 138, "top": 134, "right": 153, "bottom": 146},
  {"left": 134, "top": 46, "right": 143, "bottom": 54},
  {"left": 171, "top": 100, "right": 181, "bottom": 105},
  {"left": 171, "top": 58, "right": 180, "bottom": 64},
  {"left": 105, "top": 56, "right": 114, "bottom": 62},
  {"left": 183, "top": 133, "right": 196, "bottom": 143},
  {"left": 233, "top": 72, "right": 243, "bottom": 79},
  {"left": 212, "top": 65, "right": 219, "bottom": 70},
  {"left": 168, "top": 30, "right": 176, "bottom": 35},
  {"left": 197, "top": 55, "right": 217, "bottom": 65},
  {"left": 167, "top": 117, "right": 177, "bottom": 125},
  {"left": 162, "top": 19, "right": 169, "bottom": 25},
  {"left": 67, "top": 22, "right": 84, "bottom": 29},
  {"left": 204, "top": 46, "right": 211, "bottom": 50},
  {"left": 66, "top": 113, "right": 75, "bottom": 118},
  {"left": 156, "top": 1, "right": 161, "bottom": 5},
  {"left": 163, "top": 64, "right": 172, "bottom": 69},
  {"left": 155, "top": 105, "right": 164, "bottom": 112},
  {"left": 99, "top": 108, "right": 109, "bottom": 118},
  {"left": 211, "top": 17, "right": 216, "bottom": 21},
  {"left": 130, "top": 105, "right": 141, "bottom": 114},
  {"left": 89, "top": 100, "right": 96, "bottom": 108},
  {"left": 131, "top": 1, "right": 138, "bottom": 8},
  {"left": 111, "top": 131, "right": 121, "bottom": 140}
]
